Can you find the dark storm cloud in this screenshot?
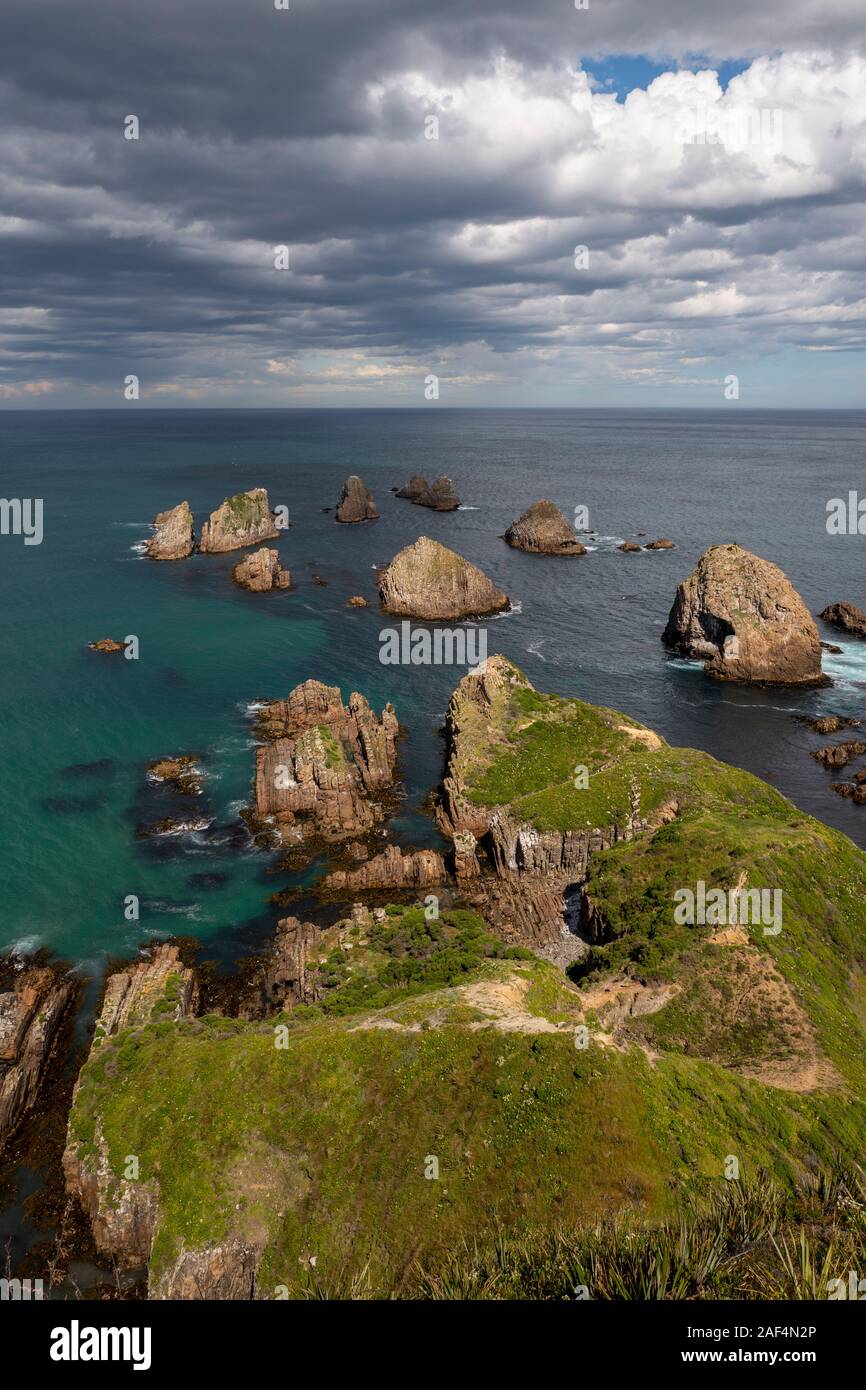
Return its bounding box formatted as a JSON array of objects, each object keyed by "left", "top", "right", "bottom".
[{"left": 0, "top": 0, "right": 864, "bottom": 403}]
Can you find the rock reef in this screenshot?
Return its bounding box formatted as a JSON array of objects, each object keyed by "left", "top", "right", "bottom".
[
  {"left": 199, "top": 489, "right": 279, "bottom": 553},
  {"left": 504, "top": 500, "right": 585, "bottom": 555},
  {"left": 145, "top": 501, "right": 195, "bottom": 561},
  {"left": 378, "top": 536, "right": 509, "bottom": 620},
  {"left": 819, "top": 602, "right": 866, "bottom": 639},
  {"left": 320, "top": 845, "right": 447, "bottom": 895},
  {"left": 232, "top": 547, "right": 292, "bottom": 592},
  {"left": 395, "top": 474, "right": 460, "bottom": 509},
  {"left": 662, "top": 543, "right": 828, "bottom": 687},
  {"left": 335, "top": 476, "right": 378, "bottom": 523}
]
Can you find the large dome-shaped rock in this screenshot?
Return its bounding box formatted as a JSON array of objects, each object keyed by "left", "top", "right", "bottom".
[
  {"left": 145, "top": 501, "right": 194, "bottom": 560},
  {"left": 232, "top": 547, "right": 291, "bottom": 592},
  {"left": 819, "top": 602, "right": 866, "bottom": 640},
  {"left": 662, "top": 543, "right": 827, "bottom": 687},
  {"left": 199, "top": 489, "right": 279, "bottom": 553},
  {"left": 335, "top": 475, "right": 378, "bottom": 523},
  {"left": 505, "top": 500, "right": 585, "bottom": 555},
  {"left": 378, "top": 536, "right": 509, "bottom": 620}
]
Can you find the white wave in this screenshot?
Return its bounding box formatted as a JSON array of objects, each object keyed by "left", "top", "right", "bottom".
[
  {"left": 458, "top": 505, "right": 480, "bottom": 510},
  {"left": 820, "top": 641, "right": 866, "bottom": 686},
  {"left": 7, "top": 934, "right": 43, "bottom": 958},
  {"left": 148, "top": 902, "right": 202, "bottom": 920},
  {"left": 130, "top": 541, "right": 149, "bottom": 554},
  {"left": 527, "top": 638, "right": 547, "bottom": 662},
  {"left": 113, "top": 522, "right": 150, "bottom": 528},
  {"left": 489, "top": 601, "right": 522, "bottom": 619}
]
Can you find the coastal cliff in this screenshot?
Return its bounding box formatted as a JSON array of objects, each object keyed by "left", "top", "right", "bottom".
[{"left": 0, "top": 956, "right": 78, "bottom": 1153}]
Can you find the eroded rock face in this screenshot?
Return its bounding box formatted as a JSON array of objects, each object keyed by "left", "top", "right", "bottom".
[
  {"left": 321, "top": 845, "right": 447, "bottom": 895},
  {"left": 504, "top": 500, "right": 586, "bottom": 555},
  {"left": 240, "top": 916, "right": 322, "bottom": 1018},
  {"left": 199, "top": 489, "right": 279, "bottom": 553},
  {"left": 379, "top": 536, "right": 509, "bottom": 620},
  {"left": 232, "top": 547, "right": 292, "bottom": 592},
  {"left": 335, "top": 475, "right": 378, "bottom": 523},
  {"left": 252, "top": 680, "right": 399, "bottom": 845},
  {"left": 414, "top": 476, "right": 460, "bottom": 511},
  {"left": 0, "top": 957, "right": 78, "bottom": 1153},
  {"left": 395, "top": 474, "right": 427, "bottom": 499},
  {"left": 63, "top": 944, "right": 198, "bottom": 1272},
  {"left": 436, "top": 656, "right": 677, "bottom": 946},
  {"left": 145, "top": 501, "right": 195, "bottom": 561},
  {"left": 662, "top": 544, "right": 827, "bottom": 687},
  {"left": 147, "top": 755, "right": 203, "bottom": 795},
  {"left": 819, "top": 602, "right": 866, "bottom": 639}
]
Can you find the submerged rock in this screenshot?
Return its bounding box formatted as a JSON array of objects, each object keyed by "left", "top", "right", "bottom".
[
  {"left": 619, "top": 541, "right": 641, "bottom": 553},
  {"left": 251, "top": 680, "right": 399, "bottom": 846},
  {"left": 335, "top": 476, "right": 378, "bottom": 523},
  {"left": 145, "top": 501, "right": 195, "bottom": 561},
  {"left": 819, "top": 602, "right": 866, "bottom": 639},
  {"left": 347, "top": 595, "right": 369, "bottom": 607},
  {"left": 231, "top": 547, "right": 292, "bottom": 592},
  {"left": 199, "top": 489, "right": 279, "bottom": 553},
  {"left": 379, "top": 536, "right": 509, "bottom": 620},
  {"left": 146, "top": 755, "right": 203, "bottom": 795},
  {"left": 505, "top": 500, "right": 585, "bottom": 555},
  {"left": 662, "top": 543, "right": 828, "bottom": 687}
]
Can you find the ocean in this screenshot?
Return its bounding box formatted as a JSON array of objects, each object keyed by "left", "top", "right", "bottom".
[{"left": 1, "top": 406, "right": 865, "bottom": 979}]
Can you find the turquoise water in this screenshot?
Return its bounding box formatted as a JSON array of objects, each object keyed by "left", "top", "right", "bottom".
[{"left": 2, "top": 407, "right": 865, "bottom": 978}]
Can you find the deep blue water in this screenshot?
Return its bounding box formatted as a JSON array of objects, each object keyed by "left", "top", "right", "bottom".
[{"left": 1, "top": 407, "right": 865, "bottom": 978}]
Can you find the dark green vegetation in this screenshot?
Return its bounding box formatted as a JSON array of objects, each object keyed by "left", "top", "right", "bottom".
[
  {"left": 411, "top": 1166, "right": 866, "bottom": 1301},
  {"left": 308, "top": 906, "right": 533, "bottom": 1016}
]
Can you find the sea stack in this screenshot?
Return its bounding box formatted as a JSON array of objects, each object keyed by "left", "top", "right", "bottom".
[
  {"left": 335, "top": 476, "right": 378, "bottom": 523},
  {"left": 819, "top": 602, "right": 866, "bottom": 639},
  {"left": 232, "top": 547, "right": 292, "bottom": 592},
  {"left": 378, "top": 536, "right": 509, "bottom": 620},
  {"left": 662, "top": 543, "right": 828, "bottom": 687},
  {"left": 199, "top": 489, "right": 279, "bottom": 553},
  {"left": 415, "top": 476, "right": 460, "bottom": 511},
  {"left": 395, "top": 474, "right": 428, "bottom": 499},
  {"left": 505, "top": 500, "right": 586, "bottom": 555},
  {"left": 145, "top": 501, "right": 195, "bottom": 560}
]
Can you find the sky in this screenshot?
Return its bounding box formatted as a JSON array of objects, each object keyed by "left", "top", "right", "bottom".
[{"left": 0, "top": 0, "right": 864, "bottom": 409}]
